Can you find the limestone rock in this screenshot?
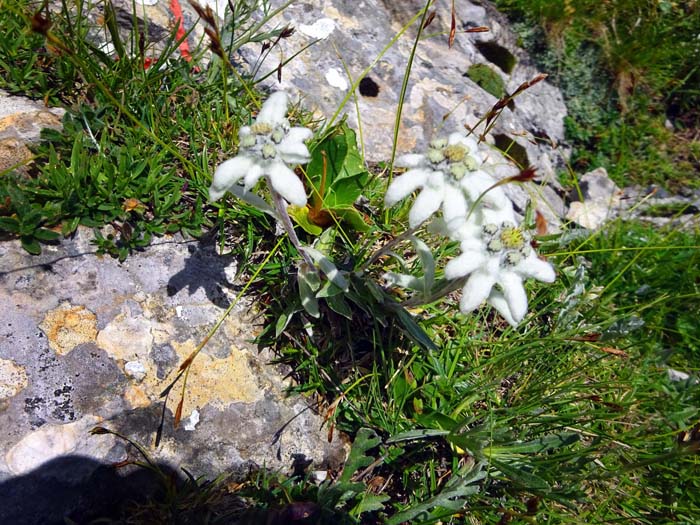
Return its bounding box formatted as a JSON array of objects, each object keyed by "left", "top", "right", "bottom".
[
  {"left": 0, "top": 227, "right": 347, "bottom": 522},
  {"left": 239, "top": 0, "right": 569, "bottom": 228},
  {"left": 0, "top": 90, "right": 64, "bottom": 172},
  {"left": 566, "top": 167, "right": 622, "bottom": 229}
]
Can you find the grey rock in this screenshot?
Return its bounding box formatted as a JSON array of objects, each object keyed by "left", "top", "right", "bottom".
[
  {"left": 0, "top": 90, "right": 64, "bottom": 172},
  {"left": 566, "top": 167, "right": 622, "bottom": 229},
  {"left": 564, "top": 171, "right": 700, "bottom": 230},
  {"left": 0, "top": 227, "right": 347, "bottom": 523},
  {"left": 240, "top": 0, "right": 569, "bottom": 228}
]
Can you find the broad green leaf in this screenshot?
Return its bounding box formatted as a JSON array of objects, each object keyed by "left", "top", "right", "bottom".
[
  {"left": 33, "top": 228, "right": 60, "bottom": 241},
  {"left": 21, "top": 236, "right": 41, "bottom": 255},
  {"left": 339, "top": 428, "right": 382, "bottom": 483},
  {"left": 288, "top": 205, "right": 323, "bottom": 235},
  {"left": 306, "top": 122, "right": 369, "bottom": 210},
  {"left": 326, "top": 294, "right": 353, "bottom": 319},
  {"left": 0, "top": 217, "right": 20, "bottom": 234},
  {"left": 336, "top": 207, "right": 371, "bottom": 232}
]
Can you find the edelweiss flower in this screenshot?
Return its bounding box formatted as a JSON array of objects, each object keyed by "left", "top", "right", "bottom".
[
  {"left": 385, "top": 132, "right": 503, "bottom": 231},
  {"left": 209, "top": 92, "right": 312, "bottom": 207},
  {"left": 445, "top": 222, "right": 555, "bottom": 326}
]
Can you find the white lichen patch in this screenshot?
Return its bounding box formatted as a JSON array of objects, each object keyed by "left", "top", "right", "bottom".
[
  {"left": 299, "top": 18, "right": 336, "bottom": 39},
  {"left": 39, "top": 303, "right": 98, "bottom": 356},
  {"left": 182, "top": 409, "right": 200, "bottom": 431},
  {"left": 325, "top": 68, "right": 348, "bottom": 90},
  {"left": 0, "top": 359, "right": 28, "bottom": 400}
]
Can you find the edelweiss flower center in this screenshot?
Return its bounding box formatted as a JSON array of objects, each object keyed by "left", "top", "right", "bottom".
[
  {"left": 483, "top": 223, "right": 531, "bottom": 267},
  {"left": 420, "top": 136, "right": 481, "bottom": 186},
  {"left": 241, "top": 120, "right": 292, "bottom": 162}
]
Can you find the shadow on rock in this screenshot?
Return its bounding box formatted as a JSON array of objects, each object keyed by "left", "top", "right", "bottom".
[
  {"left": 0, "top": 455, "right": 178, "bottom": 525},
  {"left": 166, "top": 237, "right": 238, "bottom": 308}
]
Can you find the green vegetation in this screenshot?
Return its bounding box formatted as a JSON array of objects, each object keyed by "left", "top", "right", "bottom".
[
  {"left": 1, "top": 0, "right": 699, "bottom": 523},
  {"left": 466, "top": 63, "right": 506, "bottom": 99},
  {"left": 495, "top": 0, "right": 700, "bottom": 190}
]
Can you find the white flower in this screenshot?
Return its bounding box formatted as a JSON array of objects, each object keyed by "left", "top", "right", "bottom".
[
  {"left": 385, "top": 132, "right": 498, "bottom": 231},
  {"left": 445, "top": 222, "right": 555, "bottom": 326},
  {"left": 209, "top": 92, "right": 312, "bottom": 207}
]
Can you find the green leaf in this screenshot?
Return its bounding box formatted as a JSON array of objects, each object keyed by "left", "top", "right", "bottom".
[
  {"left": 326, "top": 294, "right": 353, "bottom": 319},
  {"left": 20, "top": 236, "right": 41, "bottom": 255},
  {"left": 6, "top": 186, "right": 29, "bottom": 214},
  {"left": 306, "top": 122, "right": 369, "bottom": 210},
  {"left": 0, "top": 217, "right": 20, "bottom": 234},
  {"left": 288, "top": 205, "right": 323, "bottom": 235},
  {"left": 390, "top": 303, "right": 438, "bottom": 351},
  {"left": 33, "top": 228, "right": 60, "bottom": 241},
  {"left": 386, "top": 460, "right": 485, "bottom": 524},
  {"left": 350, "top": 493, "right": 389, "bottom": 516},
  {"left": 339, "top": 428, "right": 382, "bottom": 483},
  {"left": 387, "top": 428, "right": 451, "bottom": 444},
  {"left": 275, "top": 304, "right": 300, "bottom": 337},
  {"left": 298, "top": 271, "right": 320, "bottom": 318},
  {"left": 336, "top": 207, "right": 371, "bottom": 232},
  {"left": 490, "top": 458, "right": 551, "bottom": 491},
  {"left": 483, "top": 432, "right": 580, "bottom": 457}
]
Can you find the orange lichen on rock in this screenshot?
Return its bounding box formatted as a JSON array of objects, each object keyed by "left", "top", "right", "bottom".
[{"left": 39, "top": 303, "right": 98, "bottom": 356}]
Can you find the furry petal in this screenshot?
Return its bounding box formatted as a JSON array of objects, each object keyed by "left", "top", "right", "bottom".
[
  {"left": 459, "top": 270, "right": 496, "bottom": 313},
  {"left": 409, "top": 186, "right": 443, "bottom": 227},
  {"left": 384, "top": 169, "right": 430, "bottom": 206},
  {"left": 268, "top": 162, "right": 307, "bottom": 207},
  {"left": 461, "top": 170, "right": 510, "bottom": 210},
  {"left": 243, "top": 163, "right": 264, "bottom": 192},
  {"left": 499, "top": 271, "right": 528, "bottom": 322},
  {"left": 517, "top": 255, "right": 556, "bottom": 283},
  {"left": 277, "top": 128, "right": 312, "bottom": 164},
  {"left": 442, "top": 185, "right": 468, "bottom": 231},
  {"left": 256, "top": 92, "right": 288, "bottom": 125},
  {"left": 209, "top": 156, "right": 254, "bottom": 201},
  {"left": 444, "top": 250, "right": 485, "bottom": 279},
  {"left": 395, "top": 153, "right": 427, "bottom": 168},
  {"left": 487, "top": 290, "right": 519, "bottom": 327}
]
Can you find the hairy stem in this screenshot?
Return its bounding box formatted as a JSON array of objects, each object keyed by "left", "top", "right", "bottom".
[{"left": 270, "top": 183, "right": 314, "bottom": 267}]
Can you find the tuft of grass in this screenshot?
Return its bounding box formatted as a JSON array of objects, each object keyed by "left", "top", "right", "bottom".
[{"left": 495, "top": 0, "right": 700, "bottom": 191}]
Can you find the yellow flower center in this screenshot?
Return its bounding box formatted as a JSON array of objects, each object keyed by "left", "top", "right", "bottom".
[
  {"left": 500, "top": 226, "right": 525, "bottom": 250},
  {"left": 443, "top": 144, "right": 467, "bottom": 162},
  {"left": 251, "top": 122, "right": 273, "bottom": 135}
]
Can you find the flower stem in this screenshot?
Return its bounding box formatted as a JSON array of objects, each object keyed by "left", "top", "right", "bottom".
[
  {"left": 402, "top": 276, "right": 466, "bottom": 307},
  {"left": 270, "top": 183, "right": 315, "bottom": 267},
  {"left": 357, "top": 225, "right": 420, "bottom": 274}
]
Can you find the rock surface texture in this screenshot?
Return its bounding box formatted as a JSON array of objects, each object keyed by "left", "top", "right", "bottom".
[
  {"left": 242, "top": 0, "right": 570, "bottom": 228},
  {"left": 0, "top": 89, "right": 64, "bottom": 173},
  {"left": 0, "top": 228, "right": 346, "bottom": 524}
]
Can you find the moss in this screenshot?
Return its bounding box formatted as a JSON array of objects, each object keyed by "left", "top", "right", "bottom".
[{"left": 466, "top": 64, "right": 506, "bottom": 99}]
